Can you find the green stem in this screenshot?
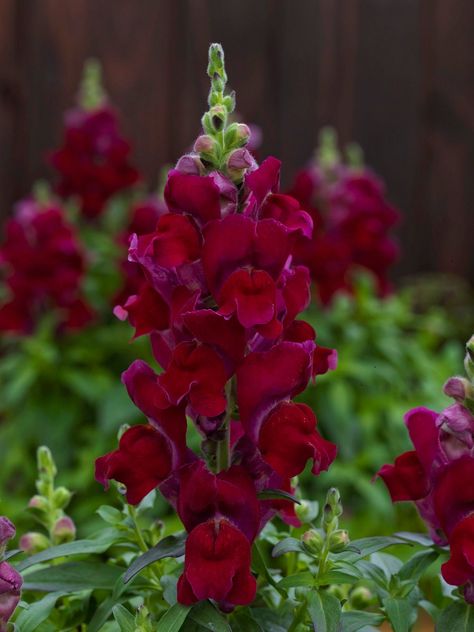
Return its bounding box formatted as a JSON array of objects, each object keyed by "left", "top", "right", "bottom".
[
  {"left": 129, "top": 505, "right": 149, "bottom": 554},
  {"left": 288, "top": 599, "right": 308, "bottom": 632},
  {"left": 216, "top": 380, "right": 233, "bottom": 471}
]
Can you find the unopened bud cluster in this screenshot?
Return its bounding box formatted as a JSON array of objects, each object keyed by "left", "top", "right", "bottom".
[
  {"left": 301, "top": 488, "right": 350, "bottom": 560},
  {"left": 443, "top": 335, "right": 474, "bottom": 412},
  {"left": 21, "top": 446, "right": 76, "bottom": 554}
]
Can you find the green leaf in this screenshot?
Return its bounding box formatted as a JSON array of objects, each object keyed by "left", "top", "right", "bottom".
[
  {"left": 16, "top": 529, "right": 119, "bottom": 571},
  {"left": 257, "top": 488, "right": 301, "bottom": 504},
  {"left": 272, "top": 537, "right": 305, "bottom": 558},
  {"left": 157, "top": 602, "right": 190, "bottom": 631},
  {"left": 113, "top": 604, "right": 136, "bottom": 631},
  {"left": 252, "top": 541, "right": 283, "bottom": 594},
  {"left": 383, "top": 596, "right": 413, "bottom": 632},
  {"left": 436, "top": 602, "right": 474, "bottom": 632},
  {"left": 189, "top": 601, "right": 232, "bottom": 631},
  {"left": 344, "top": 536, "right": 409, "bottom": 559},
  {"left": 97, "top": 505, "right": 124, "bottom": 525},
  {"left": 307, "top": 591, "right": 341, "bottom": 632},
  {"left": 395, "top": 531, "right": 434, "bottom": 547},
  {"left": 123, "top": 532, "right": 187, "bottom": 583},
  {"left": 398, "top": 549, "right": 439, "bottom": 581},
  {"left": 340, "top": 610, "right": 385, "bottom": 632},
  {"left": 14, "top": 591, "right": 67, "bottom": 632},
  {"left": 278, "top": 571, "right": 314, "bottom": 590},
  {"left": 22, "top": 561, "right": 124, "bottom": 592},
  {"left": 4, "top": 549, "right": 21, "bottom": 561}
]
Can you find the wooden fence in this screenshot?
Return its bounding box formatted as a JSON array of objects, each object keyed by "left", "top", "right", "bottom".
[{"left": 0, "top": 0, "right": 472, "bottom": 279}]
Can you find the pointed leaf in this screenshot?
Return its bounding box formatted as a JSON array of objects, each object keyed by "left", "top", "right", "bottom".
[
  {"left": 340, "top": 610, "right": 385, "bottom": 632},
  {"left": 307, "top": 591, "right": 341, "bottom": 632},
  {"left": 384, "top": 596, "right": 414, "bottom": 632},
  {"left": 14, "top": 592, "right": 67, "bottom": 632},
  {"left": 278, "top": 571, "right": 314, "bottom": 590},
  {"left": 398, "top": 549, "right": 439, "bottom": 581},
  {"left": 189, "top": 601, "right": 232, "bottom": 631},
  {"left": 272, "top": 537, "right": 305, "bottom": 558},
  {"left": 16, "top": 530, "right": 119, "bottom": 571},
  {"left": 123, "top": 532, "right": 187, "bottom": 583},
  {"left": 257, "top": 488, "right": 301, "bottom": 504},
  {"left": 113, "top": 604, "right": 136, "bottom": 632},
  {"left": 436, "top": 602, "right": 474, "bottom": 632},
  {"left": 22, "top": 561, "right": 124, "bottom": 592},
  {"left": 157, "top": 602, "right": 190, "bottom": 631}
]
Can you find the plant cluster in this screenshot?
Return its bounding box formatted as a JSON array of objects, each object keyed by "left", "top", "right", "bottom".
[{"left": 288, "top": 129, "right": 399, "bottom": 304}]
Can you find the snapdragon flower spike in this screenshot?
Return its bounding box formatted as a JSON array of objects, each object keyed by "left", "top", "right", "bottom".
[
  {"left": 0, "top": 197, "right": 93, "bottom": 334},
  {"left": 49, "top": 60, "right": 140, "bottom": 219},
  {"left": 287, "top": 128, "right": 399, "bottom": 304},
  {"left": 98, "top": 43, "right": 337, "bottom": 609},
  {"left": 377, "top": 353, "right": 474, "bottom": 602}
]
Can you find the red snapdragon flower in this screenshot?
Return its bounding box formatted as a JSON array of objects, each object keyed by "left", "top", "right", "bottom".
[
  {"left": 97, "top": 45, "right": 337, "bottom": 609},
  {"left": 0, "top": 198, "right": 93, "bottom": 334},
  {"left": 50, "top": 106, "right": 140, "bottom": 219},
  {"left": 288, "top": 159, "right": 399, "bottom": 304},
  {"left": 377, "top": 398, "right": 474, "bottom": 601}
]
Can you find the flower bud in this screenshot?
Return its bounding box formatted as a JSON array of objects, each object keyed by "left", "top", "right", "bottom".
[
  {"left": 443, "top": 376, "right": 473, "bottom": 402},
  {"left": 227, "top": 148, "right": 254, "bottom": 171},
  {"left": 301, "top": 529, "right": 324, "bottom": 555},
  {"left": 465, "top": 335, "right": 474, "bottom": 381},
  {"left": 52, "top": 516, "right": 76, "bottom": 544},
  {"left": 0, "top": 518, "right": 15, "bottom": 551},
  {"left": 0, "top": 561, "right": 22, "bottom": 625},
  {"left": 328, "top": 529, "right": 350, "bottom": 552},
  {"left": 37, "top": 446, "right": 57, "bottom": 477},
  {"left": 52, "top": 487, "right": 72, "bottom": 509},
  {"left": 235, "top": 123, "right": 251, "bottom": 144},
  {"left": 28, "top": 495, "right": 48, "bottom": 511},
  {"left": 209, "top": 105, "right": 226, "bottom": 131},
  {"left": 175, "top": 154, "right": 205, "bottom": 176},
  {"left": 295, "top": 500, "right": 319, "bottom": 524},
  {"left": 194, "top": 135, "right": 216, "bottom": 155},
  {"left": 350, "top": 586, "right": 373, "bottom": 609},
  {"left": 19, "top": 532, "right": 50, "bottom": 554}
]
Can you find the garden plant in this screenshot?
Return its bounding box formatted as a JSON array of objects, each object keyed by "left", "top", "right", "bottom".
[{"left": 0, "top": 44, "right": 473, "bottom": 631}]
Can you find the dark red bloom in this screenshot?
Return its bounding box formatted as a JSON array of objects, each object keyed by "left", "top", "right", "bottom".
[
  {"left": 50, "top": 106, "right": 140, "bottom": 218},
  {"left": 95, "top": 424, "right": 174, "bottom": 504},
  {"left": 288, "top": 161, "right": 400, "bottom": 303},
  {"left": 183, "top": 310, "right": 246, "bottom": 364},
  {"left": 132, "top": 213, "right": 202, "bottom": 270},
  {"left": 0, "top": 199, "right": 93, "bottom": 334},
  {"left": 121, "top": 360, "right": 187, "bottom": 455},
  {"left": 441, "top": 514, "right": 474, "bottom": 595},
  {"left": 114, "top": 284, "right": 169, "bottom": 338},
  {"left": 218, "top": 268, "right": 278, "bottom": 328},
  {"left": 177, "top": 519, "right": 256, "bottom": 607},
  {"left": 260, "top": 193, "right": 313, "bottom": 238},
  {"left": 177, "top": 460, "right": 260, "bottom": 541},
  {"left": 237, "top": 341, "right": 313, "bottom": 440},
  {"left": 377, "top": 451, "right": 430, "bottom": 502},
  {"left": 259, "top": 402, "right": 337, "bottom": 477},
  {"left": 165, "top": 171, "right": 236, "bottom": 225},
  {"left": 202, "top": 215, "right": 290, "bottom": 294},
  {"left": 157, "top": 342, "right": 228, "bottom": 417},
  {"left": 433, "top": 457, "right": 474, "bottom": 537}
]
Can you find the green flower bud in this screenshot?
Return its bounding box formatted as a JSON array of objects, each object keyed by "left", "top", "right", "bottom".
[
  {"left": 194, "top": 134, "right": 216, "bottom": 154},
  {"left": 328, "top": 529, "right": 350, "bottom": 552},
  {"left": 295, "top": 500, "right": 319, "bottom": 524},
  {"left": 20, "top": 532, "right": 50, "bottom": 554},
  {"left": 52, "top": 516, "right": 76, "bottom": 544},
  {"left": 350, "top": 586, "right": 373, "bottom": 609},
  {"left": 52, "top": 487, "right": 72, "bottom": 509},
  {"left": 301, "top": 529, "right": 324, "bottom": 555},
  {"left": 28, "top": 495, "right": 49, "bottom": 512},
  {"left": 37, "top": 446, "right": 57, "bottom": 477},
  {"left": 465, "top": 335, "right": 474, "bottom": 381},
  {"left": 209, "top": 105, "right": 227, "bottom": 131}
]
